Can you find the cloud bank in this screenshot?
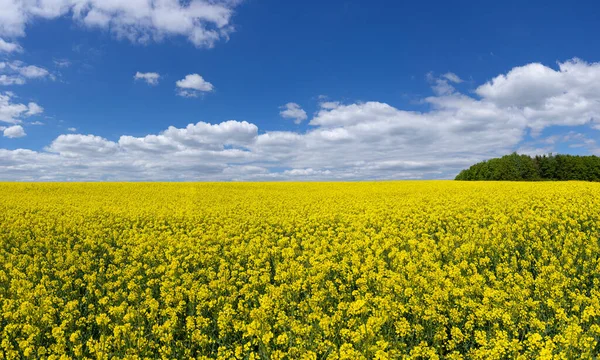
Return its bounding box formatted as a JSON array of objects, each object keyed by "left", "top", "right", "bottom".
[{"left": 2, "top": 58, "right": 600, "bottom": 181}]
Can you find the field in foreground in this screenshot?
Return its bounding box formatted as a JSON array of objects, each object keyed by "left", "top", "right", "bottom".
[{"left": 0, "top": 182, "right": 599, "bottom": 359}]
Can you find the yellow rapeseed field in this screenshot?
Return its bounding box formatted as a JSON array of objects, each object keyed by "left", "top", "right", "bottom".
[{"left": 1, "top": 181, "right": 599, "bottom": 359}]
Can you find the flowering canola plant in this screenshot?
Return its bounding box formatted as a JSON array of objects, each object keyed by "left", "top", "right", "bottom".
[{"left": 0, "top": 181, "right": 599, "bottom": 359}]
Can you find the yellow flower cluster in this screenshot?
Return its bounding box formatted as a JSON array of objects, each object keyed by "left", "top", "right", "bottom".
[{"left": 0, "top": 181, "right": 599, "bottom": 359}]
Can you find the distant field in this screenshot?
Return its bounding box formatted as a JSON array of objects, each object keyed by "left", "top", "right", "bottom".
[{"left": 0, "top": 182, "right": 599, "bottom": 359}]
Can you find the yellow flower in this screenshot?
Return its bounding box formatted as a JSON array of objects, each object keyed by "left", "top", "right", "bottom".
[{"left": 0, "top": 181, "right": 598, "bottom": 358}]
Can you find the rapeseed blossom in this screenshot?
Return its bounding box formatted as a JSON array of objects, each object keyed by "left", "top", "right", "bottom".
[{"left": 0, "top": 181, "right": 599, "bottom": 358}]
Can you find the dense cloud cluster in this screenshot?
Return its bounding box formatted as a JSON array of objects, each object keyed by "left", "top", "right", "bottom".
[
  {"left": 0, "top": 0, "right": 241, "bottom": 48},
  {"left": 1, "top": 59, "right": 600, "bottom": 180}
]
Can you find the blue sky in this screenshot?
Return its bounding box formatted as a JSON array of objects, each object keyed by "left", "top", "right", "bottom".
[{"left": 1, "top": 0, "right": 600, "bottom": 180}]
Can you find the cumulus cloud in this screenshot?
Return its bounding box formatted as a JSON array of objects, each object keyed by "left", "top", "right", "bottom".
[
  {"left": 0, "top": 92, "right": 44, "bottom": 124},
  {"left": 1, "top": 58, "right": 600, "bottom": 181},
  {"left": 0, "top": 0, "right": 241, "bottom": 48},
  {"left": 475, "top": 59, "right": 600, "bottom": 132},
  {"left": 176, "top": 74, "right": 214, "bottom": 97},
  {"left": 134, "top": 72, "right": 160, "bottom": 85},
  {"left": 3, "top": 124, "right": 25, "bottom": 138},
  {"left": 47, "top": 134, "right": 119, "bottom": 157},
  {"left": 26, "top": 102, "right": 43, "bottom": 116},
  {"left": 118, "top": 120, "right": 258, "bottom": 153},
  {"left": 280, "top": 103, "right": 308, "bottom": 124},
  {"left": 0, "top": 37, "right": 22, "bottom": 53}
]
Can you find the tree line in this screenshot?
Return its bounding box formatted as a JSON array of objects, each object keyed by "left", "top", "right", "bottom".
[{"left": 455, "top": 153, "right": 600, "bottom": 181}]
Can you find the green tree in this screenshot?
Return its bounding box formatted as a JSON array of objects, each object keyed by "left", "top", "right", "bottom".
[{"left": 455, "top": 153, "right": 600, "bottom": 182}]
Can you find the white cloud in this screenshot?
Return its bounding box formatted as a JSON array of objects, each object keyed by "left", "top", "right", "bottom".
[
  {"left": 0, "top": 37, "right": 22, "bottom": 53},
  {"left": 0, "top": 75, "right": 26, "bottom": 85},
  {"left": 284, "top": 168, "right": 332, "bottom": 177},
  {"left": 176, "top": 74, "right": 214, "bottom": 97},
  {"left": 118, "top": 120, "right": 258, "bottom": 153},
  {"left": 2, "top": 58, "right": 600, "bottom": 181},
  {"left": 53, "top": 59, "right": 71, "bottom": 68},
  {"left": 67, "top": 127, "right": 77, "bottom": 132},
  {"left": 0, "top": 61, "right": 53, "bottom": 85},
  {"left": 3, "top": 124, "right": 25, "bottom": 138},
  {"left": 475, "top": 59, "right": 600, "bottom": 132},
  {"left": 0, "top": 92, "right": 44, "bottom": 124},
  {"left": 0, "top": 0, "right": 241, "bottom": 48},
  {"left": 134, "top": 72, "right": 160, "bottom": 85},
  {"left": 442, "top": 72, "right": 463, "bottom": 83},
  {"left": 17, "top": 65, "right": 50, "bottom": 78},
  {"left": 320, "top": 101, "right": 340, "bottom": 110},
  {"left": 26, "top": 102, "right": 43, "bottom": 116},
  {"left": 427, "top": 72, "right": 457, "bottom": 96},
  {"left": 280, "top": 103, "right": 307, "bottom": 124},
  {"left": 47, "top": 134, "right": 119, "bottom": 157}
]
